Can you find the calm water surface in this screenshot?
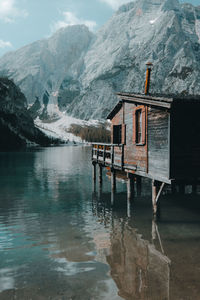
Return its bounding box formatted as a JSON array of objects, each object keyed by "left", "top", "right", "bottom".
[{"left": 0, "top": 146, "right": 200, "bottom": 300}]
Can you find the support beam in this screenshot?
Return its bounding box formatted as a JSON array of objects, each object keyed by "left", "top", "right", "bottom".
[
  {"left": 99, "top": 164, "right": 102, "bottom": 185},
  {"left": 127, "top": 198, "right": 131, "bottom": 218},
  {"left": 111, "top": 168, "right": 116, "bottom": 192},
  {"left": 152, "top": 180, "right": 157, "bottom": 215},
  {"left": 111, "top": 190, "right": 115, "bottom": 206},
  {"left": 152, "top": 180, "right": 165, "bottom": 216},
  {"left": 92, "top": 162, "right": 96, "bottom": 182},
  {"left": 127, "top": 173, "right": 134, "bottom": 200}
]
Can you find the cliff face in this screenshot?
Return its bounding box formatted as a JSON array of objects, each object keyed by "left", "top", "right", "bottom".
[
  {"left": 0, "top": 78, "right": 52, "bottom": 150},
  {"left": 0, "top": 0, "right": 200, "bottom": 120},
  {"left": 0, "top": 25, "right": 94, "bottom": 106},
  {"left": 66, "top": 0, "right": 200, "bottom": 119}
]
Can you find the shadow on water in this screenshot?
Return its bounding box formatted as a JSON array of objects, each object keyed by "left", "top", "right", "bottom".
[{"left": 0, "top": 146, "right": 200, "bottom": 299}]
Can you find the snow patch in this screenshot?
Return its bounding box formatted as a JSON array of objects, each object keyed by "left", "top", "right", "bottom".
[
  {"left": 150, "top": 18, "right": 158, "bottom": 25},
  {"left": 195, "top": 19, "right": 200, "bottom": 42},
  {"left": 35, "top": 105, "right": 99, "bottom": 143}
]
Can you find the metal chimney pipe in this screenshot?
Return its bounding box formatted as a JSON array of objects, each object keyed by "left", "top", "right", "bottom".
[{"left": 145, "top": 62, "right": 153, "bottom": 95}]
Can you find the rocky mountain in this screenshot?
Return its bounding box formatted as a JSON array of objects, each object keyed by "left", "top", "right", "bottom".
[
  {"left": 0, "top": 78, "right": 55, "bottom": 150},
  {"left": 67, "top": 0, "right": 200, "bottom": 119},
  {"left": 0, "top": 25, "right": 94, "bottom": 105},
  {"left": 0, "top": 0, "right": 200, "bottom": 120}
]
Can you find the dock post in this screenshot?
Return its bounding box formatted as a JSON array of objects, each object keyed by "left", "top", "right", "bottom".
[
  {"left": 152, "top": 180, "right": 157, "bottom": 216},
  {"left": 136, "top": 176, "right": 142, "bottom": 197},
  {"left": 127, "top": 197, "right": 131, "bottom": 218},
  {"left": 111, "top": 168, "right": 116, "bottom": 192},
  {"left": 152, "top": 180, "right": 165, "bottom": 217},
  {"left": 92, "top": 162, "right": 96, "bottom": 182},
  {"left": 99, "top": 164, "right": 102, "bottom": 185},
  {"left": 127, "top": 173, "right": 134, "bottom": 200}
]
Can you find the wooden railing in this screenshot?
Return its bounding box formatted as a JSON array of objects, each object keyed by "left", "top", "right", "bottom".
[{"left": 92, "top": 143, "right": 124, "bottom": 168}]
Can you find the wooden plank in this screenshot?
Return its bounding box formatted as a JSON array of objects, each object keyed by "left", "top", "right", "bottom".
[
  {"left": 117, "top": 92, "right": 173, "bottom": 103},
  {"left": 118, "top": 97, "right": 171, "bottom": 109},
  {"left": 148, "top": 108, "right": 169, "bottom": 180}
]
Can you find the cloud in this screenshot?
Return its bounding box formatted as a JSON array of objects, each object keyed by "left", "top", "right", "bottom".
[
  {"left": 0, "top": 39, "right": 12, "bottom": 48},
  {"left": 0, "top": 0, "right": 28, "bottom": 23},
  {"left": 99, "top": 0, "right": 132, "bottom": 10},
  {"left": 53, "top": 11, "right": 97, "bottom": 32}
]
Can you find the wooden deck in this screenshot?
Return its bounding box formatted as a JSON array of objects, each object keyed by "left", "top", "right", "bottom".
[{"left": 92, "top": 143, "right": 126, "bottom": 170}]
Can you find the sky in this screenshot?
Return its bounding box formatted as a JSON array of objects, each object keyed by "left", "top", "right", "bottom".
[{"left": 0, "top": 0, "right": 199, "bottom": 57}]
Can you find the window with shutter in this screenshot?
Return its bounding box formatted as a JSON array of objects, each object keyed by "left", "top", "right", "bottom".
[{"left": 133, "top": 106, "right": 146, "bottom": 145}]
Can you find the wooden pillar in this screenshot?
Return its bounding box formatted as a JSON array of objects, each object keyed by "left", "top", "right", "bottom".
[
  {"left": 111, "top": 168, "right": 116, "bottom": 192},
  {"left": 152, "top": 180, "right": 158, "bottom": 216},
  {"left": 136, "top": 176, "right": 142, "bottom": 197},
  {"left": 99, "top": 164, "right": 102, "bottom": 185},
  {"left": 98, "top": 184, "right": 102, "bottom": 199},
  {"left": 127, "top": 198, "right": 131, "bottom": 218},
  {"left": 152, "top": 180, "right": 165, "bottom": 216},
  {"left": 111, "top": 190, "right": 115, "bottom": 206},
  {"left": 127, "top": 173, "right": 134, "bottom": 200},
  {"left": 92, "top": 162, "right": 96, "bottom": 182}
]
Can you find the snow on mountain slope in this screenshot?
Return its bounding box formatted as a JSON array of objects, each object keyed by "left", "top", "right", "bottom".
[{"left": 35, "top": 105, "right": 99, "bottom": 143}]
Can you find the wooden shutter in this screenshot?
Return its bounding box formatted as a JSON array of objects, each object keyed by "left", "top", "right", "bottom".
[
  {"left": 141, "top": 106, "right": 146, "bottom": 145},
  {"left": 133, "top": 110, "right": 136, "bottom": 144},
  {"left": 122, "top": 124, "right": 126, "bottom": 145}
]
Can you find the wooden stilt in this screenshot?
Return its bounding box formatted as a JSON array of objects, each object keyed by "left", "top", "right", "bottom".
[
  {"left": 152, "top": 180, "right": 165, "bottom": 216},
  {"left": 127, "top": 173, "right": 134, "bottom": 200},
  {"left": 111, "top": 168, "right": 116, "bottom": 192},
  {"left": 92, "top": 162, "right": 96, "bottom": 182},
  {"left": 98, "top": 184, "right": 102, "bottom": 199},
  {"left": 99, "top": 164, "right": 102, "bottom": 185},
  {"left": 111, "top": 190, "right": 115, "bottom": 206},
  {"left": 152, "top": 180, "right": 157, "bottom": 216},
  {"left": 136, "top": 176, "right": 142, "bottom": 196},
  {"left": 92, "top": 180, "right": 96, "bottom": 193},
  {"left": 127, "top": 198, "right": 131, "bottom": 218}
]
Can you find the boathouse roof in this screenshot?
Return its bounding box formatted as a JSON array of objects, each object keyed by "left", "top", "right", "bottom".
[{"left": 107, "top": 92, "right": 200, "bottom": 120}]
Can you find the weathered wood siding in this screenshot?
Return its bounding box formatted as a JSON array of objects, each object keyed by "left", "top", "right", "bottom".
[
  {"left": 147, "top": 108, "right": 170, "bottom": 180},
  {"left": 111, "top": 103, "right": 170, "bottom": 181},
  {"left": 124, "top": 102, "right": 147, "bottom": 172},
  {"left": 171, "top": 103, "right": 200, "bottom": 179}
]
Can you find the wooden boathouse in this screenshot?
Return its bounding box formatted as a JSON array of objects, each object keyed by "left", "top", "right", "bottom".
[{"left": 92, "top": 64, "right": 200, "bottom": 215}]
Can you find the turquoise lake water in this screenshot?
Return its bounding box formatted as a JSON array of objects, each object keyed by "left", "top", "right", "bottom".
[{"left": 0, "top": 146, "right": 200, "bottom": 300}]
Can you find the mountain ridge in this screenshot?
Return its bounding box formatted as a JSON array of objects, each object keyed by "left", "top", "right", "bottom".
[{"left": 0, "top": 0, "right": 200, "bottom": 120}]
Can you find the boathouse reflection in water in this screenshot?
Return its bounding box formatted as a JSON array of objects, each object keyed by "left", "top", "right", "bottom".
[{"left": 92, "top": 191, "right": 170, "bottom": 300}]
